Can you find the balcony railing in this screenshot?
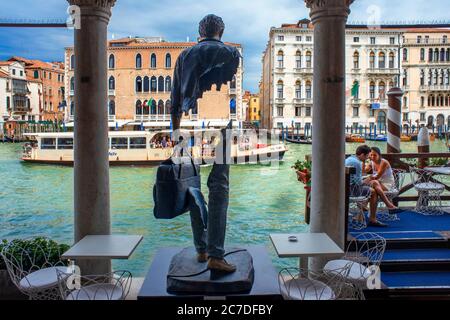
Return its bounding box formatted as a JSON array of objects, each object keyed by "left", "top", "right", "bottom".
[
  {"left": 367, "top": 68, "right": 400, "bottom": 74},
  {"left": 229, "top": 88, "right": 237, "bottom": 95},
  {"left": 350, "top": 98, "right": 362, "bottom": 105},
  {"left": 294, "top": 67, "right": 313, "bottom": 74},
  {"left": 299, "top": 98, "right": 313, "bottom": 105},
  {"left": 404, "top": 38, "right": 449, "bottom": 45},
  {"left": 108, "top": 89, "right": 115, "bottom": 96},
  {"left": 230, "top": 114, "right": 237, "bottom": 120},
  {"left": 275, "top": 97, "right": 285, "bottom": 103},
  {"left": 108, "top": 115, "right": 116, "bottom": 121},
  {"left": 420, "top": 84, "right": 450, "bottom": 91},
  {"left": 134, "top": 115, "right": 171, "bottom": 122},
  {"left": 190, "top": 114, "right": 198, "bottom": 121}
]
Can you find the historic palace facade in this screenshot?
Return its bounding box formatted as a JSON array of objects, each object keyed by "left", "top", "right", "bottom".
[
  {"left": 64, "top": 37, "right": 244, "bottom": 130},
  {"left": 260, "top": 19, "right": 450, "bottom": 132}
]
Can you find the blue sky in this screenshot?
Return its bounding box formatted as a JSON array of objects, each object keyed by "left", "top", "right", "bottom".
[{"left": 0, "top": 0, "right": 449, "bottom": 92}]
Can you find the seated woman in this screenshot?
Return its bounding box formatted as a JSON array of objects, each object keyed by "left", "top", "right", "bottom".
[{"left": 364, "top": 147, "right": 398, "bottom": 211}]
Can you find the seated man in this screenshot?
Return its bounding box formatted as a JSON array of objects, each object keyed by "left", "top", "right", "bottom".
[{"left": 345, "top": 145, "right": 387, "bottom": 227}]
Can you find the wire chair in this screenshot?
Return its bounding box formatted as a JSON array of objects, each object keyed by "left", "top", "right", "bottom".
[
  {"left": 410, "top": 167, "right": 445, "bottom": 215},
  {"left": 56, "top": 269, "right": 132, "bottom": 300},
  {"left": 0, "top": 237, "right": 70, "bottom": 300},
  {"left": 348, "top": 183, "right": 371, "bottom": 230},
  {"left": 377, "top": 169, "right": 406, "bottom": 222},
  {"left": 278, "top": 264, "right": 352, "bottom": 300},
  {"left": 323, "top": 232, "right": 386, "bottom": 300}
]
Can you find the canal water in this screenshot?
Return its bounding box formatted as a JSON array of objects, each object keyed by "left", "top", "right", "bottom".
[{"left": 0, "top": 140, "right": 448, "bottom": 276}]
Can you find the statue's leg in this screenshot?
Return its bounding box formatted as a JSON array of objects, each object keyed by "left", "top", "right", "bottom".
[
  {"left": 206, "top": 163, "right": 230, "bottom": 259},
  {"left": 188, "top": 191, "right": 207, "bottom": 254}
]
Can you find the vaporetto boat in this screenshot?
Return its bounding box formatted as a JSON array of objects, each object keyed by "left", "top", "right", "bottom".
[{"left": 21, "top": 130, "right": 287, "bottom": 165}]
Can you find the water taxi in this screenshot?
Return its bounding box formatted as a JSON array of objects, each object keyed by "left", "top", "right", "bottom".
[
  {"left": 21, "top": 130, "right": 287, "bottom": 166},
  {"left": 345, "top": 134, "right": 366, "bottom": 143}
]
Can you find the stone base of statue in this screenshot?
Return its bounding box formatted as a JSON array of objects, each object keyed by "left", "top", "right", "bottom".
[{"left": 166, "top": 247, "right": 254, "bottom": 295}]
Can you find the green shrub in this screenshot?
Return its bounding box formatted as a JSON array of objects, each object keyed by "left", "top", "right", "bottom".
[{"left": 0, "top": 237, "right": 70, "bottom": 271}]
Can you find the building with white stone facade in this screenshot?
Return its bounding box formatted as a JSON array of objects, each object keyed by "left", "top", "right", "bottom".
[{"left": 260, "top": 19, "right": 450, "bottom": 133}]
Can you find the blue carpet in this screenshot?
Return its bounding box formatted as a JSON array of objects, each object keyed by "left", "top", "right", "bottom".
[
  {"left": 382, "top": 271, "right": 450, "bottom": 288},
  {"left": 383, "top": 249, "right": 450, "bottom": 262},
  {"left": 351, "top": 231, "right": 445, "bottom": 240},
  {"left": 349, "top": 210, "right": 450, "bottom": 233}
]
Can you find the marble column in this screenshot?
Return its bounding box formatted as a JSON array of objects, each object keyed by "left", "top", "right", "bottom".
[
  {"left": 68, "top": 0, "right": 116, "bottom": 275},
  {"left": 305, "top": 0, "right": 353, "bottom": 268}
]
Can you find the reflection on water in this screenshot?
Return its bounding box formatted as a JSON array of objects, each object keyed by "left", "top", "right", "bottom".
[{"left": 0, "top": 140, "right": 448, "bottom": 275}]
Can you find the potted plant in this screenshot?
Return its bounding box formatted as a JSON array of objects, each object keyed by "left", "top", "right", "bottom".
[
  {"left": 293, "top": 160, "right": 312, "bottom": 190},
  {"left": 0, "top": 238, "right": 69, "bottom": 300}
]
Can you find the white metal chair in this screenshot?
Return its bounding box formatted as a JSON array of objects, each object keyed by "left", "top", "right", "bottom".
[
  {"left": 348, "top": 183, "right": 371, "bottom": 230},
  {"left": 56, "top": 269, "right": 132, "bottom": 300},
  {"left": 410, "top": 167, "right": 445, "bottom": 215},
  {"left": 0, "top": 238, "right": 70, "bottom": 300},
  {"left": 323, "top": 232, "right": 386, "bottom": 300},
  {"left": 377, "top": 169, "right": 406, "bottom": 222},
  {"left": 278, "top": 264, "right": 352, "bottom": 300}
]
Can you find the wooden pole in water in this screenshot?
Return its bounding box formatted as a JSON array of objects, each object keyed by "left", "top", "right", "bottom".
[
  {"left": 418, "top": 127, "right": 430, "bottom": 168},
  {"left": 387, "top": 88, "right": 403, "bottom": 154}
]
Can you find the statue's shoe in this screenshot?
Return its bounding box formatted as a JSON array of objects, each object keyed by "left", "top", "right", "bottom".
[
  {"left": 197, "top": 252, "right": 208, "bottom": 263},
  {"left": 207, "top": 258, "right": 236, "bottom": 273}
]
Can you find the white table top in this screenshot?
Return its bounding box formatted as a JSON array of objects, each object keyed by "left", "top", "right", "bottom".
[
  {"left": 269, "top": 233, "right": 344, "bottom": 258},
  {"left": 424, "top": 166, "right": 450, "bottom": 175},
  {"left": 62, "top": 235, "right": 143, "bottom": 260}
]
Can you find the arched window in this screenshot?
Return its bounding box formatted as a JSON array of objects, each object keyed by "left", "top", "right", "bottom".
[
  {"left": 277, "top": 50, "right": 284, "bottom": 68},
  {"left": 428, "top": 115, "right": 434, "bottom": 127},
  {"left": 441, "top": 48, "right": 446, "bottom": 62},
  {"left": 428, "top": 95, "right": 432, "bottom": 106},
  {"left": 432, "top": 95, "right": 436, "bottom": 106},
  {"left": 230, "top": 98, "right": 236, "bottom": 114},
  {"left": 109, "top": 76, "right": 115, "bottom": 90},
  {"left": 6, "top": 96, "right": 10, "bottom": 109},
  {"left": 434, "top": 48, "right": 439, "bottom": 62},
  {"left": 389, "top": 52, "right": 395, "bottom": 68},
  {"left": 143, "top": 76, "right": 150, "bottom": 92},
  {"left": 446, "top": 69, "right": 450, "bottom": 85},
  {"left": 441, "top": 69, "right": 445, "bottom": 85},
  {"left": 305, "top": 81, "right": 312, "bottom": 99},
  {"left": 447, "top": 49, "right": 450, "bottom": 62},
  {"left": 165, "top": 76, "right": 172, "bottom": 92},
  {"left": 151, "top": 54, "right": 157, "bottom": 68},
  {"left": 108, "top": 100, "right": 115, "bottom": 115},
  {"left": 403, "top": 69, "right": 408, "bottom": 86},
  {"left": 150, "top": 76, "right": 157, "bottom": 92},
  {"left": 70, "top": 101, "right": 74, "bottom": 115},
  {"left": 369, "top": 51, "right": 375, "bottom": 69},
  {"left": 437, "top": 114, "right": 445, "bottom": 127},
  {"left": 353, "top": 51, "right": 359, "bottom": 69},
  {"left": 420, "top": 48, "right": 425, "bottom": 61},
  {"left": 377, "top": 111, "right": 386, "bottom": 132},
  {"left": 157, "top": 100, "right": 164, "bottom": 114},
  {"left": 296, "top": 51, "right": 302, "bottom": 69},
  {"left": 165, "top": 100, "right": 171, "bottom": 114},
  {"left": 136, "top": 53, "right": 142, "bottom": 69},
  {"left": 158, "top": 76, "right": 165, "bottom": 92},
  {"left": 108, "top": 54, "right": 115, "bottom": 69},
  {"left": 379, "top": 81, "right": 386, "bottom": 101},
  {"left": 135, "top": 100, "right": 142, "bottom": 115},
  {"left": 70, "top": 77, "right": 75, "bottom": 91},
  {"left": 135, "top": 76, "right": 142, "bottom": 92},
  {"left": 446, "top": 95, "right": 449, "bottom": 106},
  {"left": 421, "top": 96, "right": 425, "bottom": 107},
  {"left": 165, "top": 54, "right": 171, "bottom": 68},
  {"left": 277, "top": 80, "right": 284, "bottom": 99},
  {"left": 150, "top": 99, "right": 157, "bottom": 115},
  {"left": 402, "top": 48, "right": 408, "bottom": 61},
  {"left": 352, "top": 80, "right": 359, "bottom": 99},
  {"left": 378, "top": 52, "right": 386, "bottom": 69},
  {"left": 305, "top": 51, "right": 312, "bottom": 68},
  {"left": 295, "top": 81, "right": 302, "bottom": 99},
  {"left": 403, "top": 96, "right": 408, "bottom": 109},
  {"left": 33, "top": 70, "right": 39, "bottom": 79},
  {"left": 420, "top": 69, "right": 425, "bottom": 86},
  {"left": 434, "top": 69, "right": 439, "bottom": 85},
  {"left": 369, "top": 81, "right": 375, "bottom": 99},
  {"left": 143, "top": 100, "right": 150, "bottom": 115},
  {"left": 444, "top": 35, "right": 448, "bottom": 44},
  {"left": 230, "top": 75, "right": 236, "bottom": 89},
  {"left": 70, "top": 54, "right": 75, "bottom": 70}
]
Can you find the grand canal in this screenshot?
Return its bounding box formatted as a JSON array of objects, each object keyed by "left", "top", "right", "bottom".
[{"left": 0, "top": 140, "right": 448, "bottom": 276}]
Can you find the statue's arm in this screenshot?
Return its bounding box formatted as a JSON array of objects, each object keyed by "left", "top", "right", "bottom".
[{"left": 171, "top": 55, "right": 183, "bottom": 131}]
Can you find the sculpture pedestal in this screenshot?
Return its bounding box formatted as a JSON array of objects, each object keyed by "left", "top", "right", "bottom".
[
  {"left": 138, "top": 245, "right": 281, "bottom": 301},
  {"left": 167, "top": 247, "right": 254, "bottom": 295}
]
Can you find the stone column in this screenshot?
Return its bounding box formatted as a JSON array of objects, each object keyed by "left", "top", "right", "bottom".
[
  {"left": 305, "top": 0, "right": 353, "bottom": 268},
  {"left": 68, "top": 0, "right": 116, "bottom": 275}
]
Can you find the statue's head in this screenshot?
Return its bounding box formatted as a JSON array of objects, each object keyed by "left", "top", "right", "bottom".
[{"left": 199, "top": 14, "right": 225, "bottom": 40}]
